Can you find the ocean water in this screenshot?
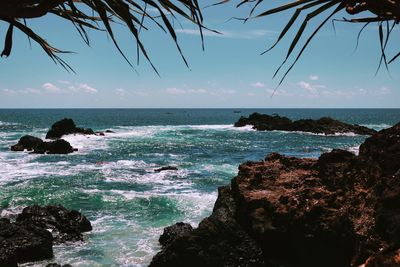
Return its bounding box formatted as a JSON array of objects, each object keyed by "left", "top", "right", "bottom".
[{"left": 0, "top": 108, "right": 398, "bottom": 267}]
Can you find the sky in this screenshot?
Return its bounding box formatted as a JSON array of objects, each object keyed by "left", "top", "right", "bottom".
[{"left": 0, "top": 1, "right": 399, "bottom": 108}]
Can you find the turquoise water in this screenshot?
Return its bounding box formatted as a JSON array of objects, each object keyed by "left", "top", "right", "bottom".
[{"left": 0, "top": 109, "right": 398, "bottom": 266}]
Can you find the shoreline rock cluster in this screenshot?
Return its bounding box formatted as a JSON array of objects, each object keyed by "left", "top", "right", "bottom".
[
  {"left": 150, "top": 123, "right": 400, "bottom": 267},
  {"left": 10, "top": 118, "right": 111, "bottom": 154},
  {"left": 0, "top": 205, "right": 91, "bottom": 267},
  {"left": 235, "top": 113, "right": 377, "bottom": 135}
]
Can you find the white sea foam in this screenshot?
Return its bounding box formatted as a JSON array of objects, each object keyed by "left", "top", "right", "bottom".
[
  {"left": 347, "top": 146, "right": 360, "bottom": 155},
  {"left": 271, "top": 130, "right": 360, "bottom": 137},
  {"left": 0, "top": 121, "right": 20, "bottom": 126},
  {"left": 59, "top": 133, "right": 109, "bottom": 153}
]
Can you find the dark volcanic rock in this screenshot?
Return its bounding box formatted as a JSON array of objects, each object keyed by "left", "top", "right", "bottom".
[
  {"left": 0, "top": 218, "right": 53, "bottom": 266},
  {"left": 150, "top": 186, "right": 265, "bottom": 267},
  {"left": 234, "top": 113, "right": 377, "bottom": 135},
  {"left": 46, "top": 118, "right": 95, "bottom": 139},
  {"left": 11, "top": 136, "right": 76, "bottom": 154},
  {"left": 154, "top": 166, "right": 178, "bottom": 172},
  {"left": 159, "top": 222, "right": 193, "bottom": 247},
  {"left": 16, "top": 205, "right": 92, "bottom": 243},
  {"left": 10, "top": 135, "right": 44, "bottom": 151},
  {"left": 151, "top": 123, "right": 400, "bottom": 267},
  {"left": 42, "top": 139, "right": 75, "bottom": 154}
]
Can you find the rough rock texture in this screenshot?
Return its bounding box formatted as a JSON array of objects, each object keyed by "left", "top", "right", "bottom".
[
  {"left": 234, "top": 113, "right": 377, "bottom": 135},
  {"left": 46, "top": 118, "right": 95, "bottom": 139},
  {"left": 16, "top": 205, "right": 92, "bottom": 243},
  {"left": 10, "top": 135, "right": 44, "bottom": 151},
  {"left": 151, "top": 123, "right": 400, "bottom": 267},
  {"left": 150, "top": 186, "right": 265, "bottom": 267},
  {"left": 159, "top": 222, "right": 193, "bottom": 247},
  {"left": 154, "top": 166, "right": 178, "bottom": 172},
  {"left": 10, "top": 135, "right": 76, "bottom": 154},
  {"left": 0, "top": 218, "right": 53, "bottom": 266}
]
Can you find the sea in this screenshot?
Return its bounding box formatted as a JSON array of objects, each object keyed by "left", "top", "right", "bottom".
[{"left": 0, "top": 108, "right": 398, "bottom": 267}]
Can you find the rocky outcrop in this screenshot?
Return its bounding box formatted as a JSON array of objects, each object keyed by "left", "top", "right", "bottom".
[
  {"left": 0, "top": 218, "right": 53, "bottom": 267},
  {"left": 46, "top": 118, "right": 95, "bottom": 139},
  {"left": 151, "top": 123, "right": 400, "bottom": 267},
  {"left": 16, "top": 205, "right": 92, "bottom": 243},
  {"left": 154, "top": 166, "right": 178, "bottom": 172},
  {"left": 158, "top": 222, "right": 193, "bottom": 247},
  {"left": 0, "top": 205, "right": 91, "bottom": 266},
  {"left": 10, "top": 135, "right": 44, "bottom": 151},
  {"left": 234, "top": 113, "right": 377, "bottom": 135},
  {"left": 10, "top": 135, "right": 76, "bottom": 154}
]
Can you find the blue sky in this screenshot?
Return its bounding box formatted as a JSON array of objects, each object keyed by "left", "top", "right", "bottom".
[{"left": 0, "top": 1, "right": 399, "bottom": 108}]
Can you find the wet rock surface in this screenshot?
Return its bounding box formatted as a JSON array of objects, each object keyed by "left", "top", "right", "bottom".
[
  {"left": 154, "top": 166, "right": 178, "bottom": 172},
  {"left": 0, "top": 218, "right": 53, "bottom": 266},
  {"left": 234, "top": 113, "right": 377, "bottom": 135},
  {"left": 46, "top": 118, "right": 95, "bottom": 139},
  {"left": 10, "top": 135, "right": 76, "bottom": 154},
  {"left": 16, "top": 205, "right": 92, "bottom": 243},
  {"left": 0, "top": 205, "right": 91, "bottom": 266},
  {"left": 151, "top": 123, "right": 400, "bottom": 267},
  {"left": 159, "top": 222, "right": 193, "bottom": 247}
]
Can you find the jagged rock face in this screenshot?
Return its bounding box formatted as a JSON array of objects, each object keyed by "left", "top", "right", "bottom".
[
  {"left": 151, "top": 123, "right": 400, "bottom": 267},
  {"left": 10, "top": 135, "right": 76, "bottom": 154},
  {"left": 0, "top": 218, "right": 53, "bottom": 266},
  {"left": 149, "top": 186, "right": 265, "bottom": 267},
  {"left": 46, "top": 118, "right": 95, "bottom": 139},
  {"left": 10, "top": 135, "right": 44, "bottom": 151},
  {"left": 159, "top": 222, "right": 193, "bottom": 247},
  {"left": 234, "top": 113, "right": 377, "bottom": 135},
  {"left": 16, "top": 205, "right": 92, "bottom": 243}
]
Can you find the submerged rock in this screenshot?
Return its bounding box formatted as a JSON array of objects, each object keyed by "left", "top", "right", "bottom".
[
  {"left": 16, "top": 205, "right": 92, "bottom": 243},
  {"left": 154, "top": 166, "right": 178, "bottom": 172},
  {"left": 46, "top": 118, "right": 95, "bottom": 139},
  {"left": 234, "top": 113, "right": 377, "bottom": 135},
  {"left": 0, "top": 218, "right": 53, "bottom": 266},
  {"left": 151, "top": 123, "right": 400, "bottom": 267},
  {"left": 10, "top": 136, "right": 76, "bottom": 154}
]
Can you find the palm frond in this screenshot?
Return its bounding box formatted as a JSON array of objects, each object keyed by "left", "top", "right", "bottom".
[{"left": 0, "top": 0, "right": 205, "bottom": 72}]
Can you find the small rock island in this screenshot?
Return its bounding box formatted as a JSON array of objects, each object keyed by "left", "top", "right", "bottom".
[{"left": 234, "top": 113, "right": 377, "bottom": 135}]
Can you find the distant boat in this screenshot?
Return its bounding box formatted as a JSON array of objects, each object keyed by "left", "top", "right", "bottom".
[{"left": 233, "top": 110, "right": 241, "bottom": 114}]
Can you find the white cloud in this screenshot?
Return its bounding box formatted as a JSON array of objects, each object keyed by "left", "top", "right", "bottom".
[
  {"left": 220, "top": 89, "right": 236, "bottom": 95},
  {"left": 78, "top": 83, "right": 97, "bottom": 94},
  {"left": 266, "top": 88, "right": 296, "bottom": 97},
  {"left": 251, "top": 82, "right": 265, "bottom": 88},
  {"left": 20, "top": 88, "right": 41, "bottom": 94},
  {"left": 188, "top": 88, "right": 208, "bottom": 94},
  {"left": 133, "top": 90, "right": 149, "bottom": 97},
  {"left": 2, "top": 89, "right": 16, "bottom": 95},
  {"left": 298, "top": 81, "right": 314, "bottom": 92},
  {"left": 309, "top": 75, "right": 319, "bottom": 81},
  {"left": 42, "top": 83, "right": 61, "bottom": 93},
  {"left": 115, "top": 88, "right": 126, "bottom": 97},
  {"left": 58, "top": 80, "right": 70, "bottom": 85},
  {"left": 166, "top": 87, "right": 186, "bottom": 95},
  {"left": 68, "top": 83, "right": 98, "bottom": 94}
]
